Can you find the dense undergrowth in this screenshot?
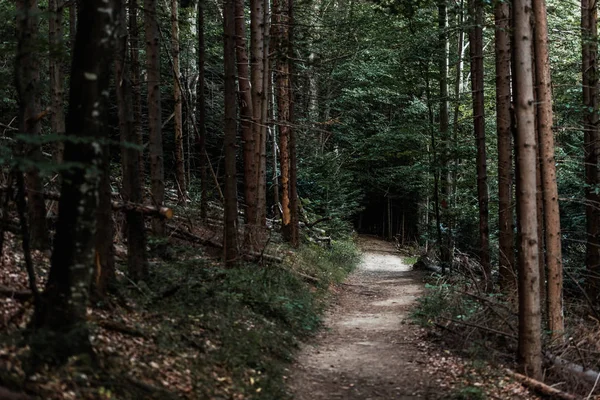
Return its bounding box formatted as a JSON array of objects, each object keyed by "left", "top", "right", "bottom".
[{"left": 0, "top": 236, "right": 361, "bottom": 399}]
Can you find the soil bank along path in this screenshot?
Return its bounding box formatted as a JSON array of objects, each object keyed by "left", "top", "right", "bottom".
[{"left": 289, "top": 235, "right": 444, "bottom": 399}]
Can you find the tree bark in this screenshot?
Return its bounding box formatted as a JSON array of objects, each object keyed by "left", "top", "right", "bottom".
[
  {"left": 468, "top": 0, "right": 490, "bottom": 286},
  {"left": 288, "top": 0, "right": 299, "bottom": 246},
  {"left": 251, "top": 0, "right": 268, "bottom": 230},
  {"left": 145, "top": 0, "right": 165, "bottom": 235},
  {"left": 49, "top": 0, "right": 66, "bottom": 164},
  {"left": 15, "top": 0, "right": 49, "bottom": 251},
  {"left": 439, "top": 0, "right": 451, "bottom": 264},
  {"left": 34, "top": 0, "right": 121, "bottom": 362},
  {"left": 129, "top": 0, "right": 145, "bottom": 185},
  {"left": 223, "top": 0, "right": 240, "bottom": 266},
  {"left": 172, "top": 0, "right": 186, "bottom": 202},
  {"left": 532, "top": 0, "right": 564, "bottom": 340},
  {"left": 495, "top": 0, "right": 516, "bottom": 289},
  {"left": 117, "top": 2, "right": 148, "bottom": 283},
  {"left": 513, "top": 0, "right": 543, "bottom": 379},
  {"left": 197, "top": 0, "right": 208, "bottom": 221},
  {"left": 234, "top": 0, "right": 258, "bottom": 245},
  {"left": 583, "top": 0, "right": 600, "bottom": 302},
  {"left": 274, "top": 0, "right": 293, "bottom": 240}
]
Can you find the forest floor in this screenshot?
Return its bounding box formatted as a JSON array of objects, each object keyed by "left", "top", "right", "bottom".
[{"left": 288, "top": 235, "right": 540, "bottom": 399}]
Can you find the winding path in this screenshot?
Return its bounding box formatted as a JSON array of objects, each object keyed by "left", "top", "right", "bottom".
[{"left": 289, "top": 235, "right": 444, "bottom": 399}]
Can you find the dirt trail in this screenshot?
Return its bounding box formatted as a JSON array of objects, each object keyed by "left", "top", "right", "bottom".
[{"left": 289, "top": 235, "right": 444, "bottom": 399}]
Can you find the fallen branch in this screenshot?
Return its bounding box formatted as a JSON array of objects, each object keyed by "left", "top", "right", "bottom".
[
  {"left": 95, "top": 319, "right": 147, "bottom": 339},
  {"left": 306, "top": 216, "right": 332, "bottom": 228},
  {"left": 545, "top": 351, "right": 600, "bottom": 387},
  {"left": 505, "top": 369, "right": 578, "bottom": 400},
  {"left": 0, "top": 186, "right": 173, "bottom": 219},
  {"left": 125, "top": 377, "right": 180, "bottom": 400},
  {"left": 0, "top": 285, "right": 32, "bottom": 301},
  {"left": 438, "top": 316, "right": 517, "bottom": 340}
]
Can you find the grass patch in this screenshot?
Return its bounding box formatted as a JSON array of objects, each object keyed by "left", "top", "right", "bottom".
[{"left": 124, "top": 239, "right": 361, "bottom": 399}]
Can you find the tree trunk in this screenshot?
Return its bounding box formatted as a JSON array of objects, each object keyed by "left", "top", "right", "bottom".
[
  {"left": 69, "top": 1, "right": 77, "bottom": 52},
  {"left": 288, "top": 0, "right": 299, "bottom": 246},
  {"left": 513, "top": 0, "right": 543, "bottom": 379},
  {"left": 172, "top": 0, "right": 186, "bottom": 202},
  {"left": 583, "top": 0, "right": 600, "bottom": 302},
  {"left": 145, "top": 0, "right": 165, "bottom": 236},
  {"left": 129, "top": 0, "right": 145, "bottom": 185},
  {"left": 532, "top": 0, "right": 564, "bottom": 341},
  {"left": 274, "top": 0, "right": 292, "bottom": 237},
  {"left": 49, "top": 0, "right": 66, "bottom": 163},
  {"left": 223, "top": 0, "right": 239, "bottom": 266},
  {"left": 34, "top": 0, "right": 121, "bottom": 362},
  {"left": 15, "top": 0, "right": 49, "bottom": 251},
  {"left": 197, "top": 0, "right": 208, "bottom": 221},
  {"left": 234, "top": 0, "right": 258, "bottom": 247},
  {"left": 468, "top": 0, "right": 490, "bottom": 285},
  {"left": 117, "top": 3, "right": 148, "bottom": 283},
  {"left": 252, "top": 0, "right": 268, "bottom": 231},
  {"left": 495, "top": 0, "right": 516, "bottom": 289},
  {"left": 439, "top": 0, "right": 451, "bottom": 264}
]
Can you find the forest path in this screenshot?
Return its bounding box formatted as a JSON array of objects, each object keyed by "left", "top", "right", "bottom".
[{"left": 288, "top": 235, "right": 445, "bottom": 399}]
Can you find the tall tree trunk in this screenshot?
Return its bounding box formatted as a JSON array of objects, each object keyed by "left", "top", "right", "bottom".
[
  {"left": 252, "top": 0, "right": 268, "bottom": 231},
  {"left": 468, "top": 0, "right": 490, "bottom": 285},
  {"left": 234, "top": 0, "right": 258, "bottom": 248},
  {"left": 274, "top": 0, "right": 292, "bottom": 237},
  {"left": 533, "top": 0, "right": 564, "bottom": 341},
  {"left": 129, "top": 0, "right": 145, "bottom": 185},
  {"left": 583, "top": 0, "right": 600, "bottom": 302},
  {"left": 69, "top": 1, "right": 77, "bottom": 52},
  {"left": 145, "top": 0, "right": 165, "bottom": 235},
  {"left": 15, "top": 0, "right": 49, "bottom": 251},
  {"left": 34, "top": 0, "right": 120, "bottom": 361},
  {"left": 223, "top": 0, "right": 239, "bottom": 266},
  {"left": 495, "top": 0, "right": 516, "bottom": 289},
  {"left": 514, "top": 0, "right": 543, "bottom": 379},
  {"left": 172, "top": 0, "right": 186, "bottom": 202},
  {"left": 288, "top": 0, "right": 299, "bottom": 246},
  {"left": 197, "top": 0, "right": 208, "bottom": 221},
  {"left": 49, "top": 0, "right": 66, "bottom": 163},
  {"left": 117, "top": 2, "right": 148, "bottom": 282},
  {"left": 439, "top": 0, "right": 451, "bottom": 264},
  {"left": 451, "top": 0, "right": 464, "bottom": 214}
]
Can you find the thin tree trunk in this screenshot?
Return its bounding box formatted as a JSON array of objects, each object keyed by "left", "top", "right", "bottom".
[
  {"left": 129, "top": 0, "right": 145, "bottom": 185},
  {"left": 49, "top": 0, "right": 66, "bottom": 163},
  {"left": 15, "top": 0, "right": 49, "bottom": 251},
  {"left": 145, "top": 0, "right": 165, "bottom": 235},
  {"left": 197, "top": 0, "right": 208, "bottom": 221},
  {"left": 172, "top": 0, "right": 186, "bottom": 202},
  {"left": 532, "top": 0, "right": 564, "bottom": 341},
  {"left": 251, "top": 0, "right": 268, "bottom": 230},
  {"left": 288, "top": 0, "right": 299, "bottom": 246},
  {"left": 223, "top": 0, "right": 239, "bottom": 266},
  {"left": 439, "top": 0, "right": 451, "bottom": 263},
  {"left": 234, "top": 0, "right": 258, "bottom": 247},
  {"left": 69, "top": 1, "right": 76, "bottom": 52},
  {"left": 35, "top": 0, "right": 120, "bottom": 361},
  {"left": 274, "top": 0, "right": 292, "bottom": 236},
  {"left": 117, "top": 3, "right": 148, "bottom": 283},
  {"left": 495, "top": 0, "right": 516, "bottom": 289},
  {"left": 583, "top": 0, "right": 600, "bottom": 302},
  {"left": 469, "top": 0, "right": 490, "bottom": 285},
  {"left": 514, "top": 0, "right": 543, "bottom": 379}
]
